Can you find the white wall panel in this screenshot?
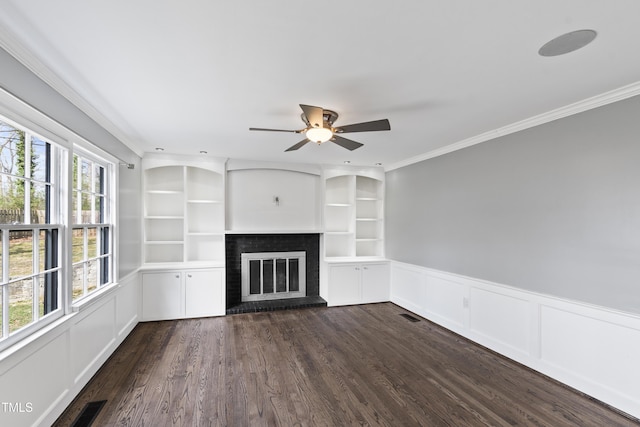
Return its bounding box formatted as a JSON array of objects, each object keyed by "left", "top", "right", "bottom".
[
  {"left": 539, "top": 305, "right": 640, "bottom": 408},
  {"left": 423, "top": 274, "right": 466, "bottom": 330},
  {"left": 390, "top": 261, "right": 640, "bottom": 419},
  {"left": 390, "top": 263, "right": 424, "bottom": 314},
  {"left": 71, "top": 299, "right": 116, "bottom": 384},
  {"left": 116, "top": 275, "right": 139, "bottom": 336},
  {"left": 226, "top": 169, "right": 320, "bottom": 231},
  {"left": 0, "top": 273, "right": 140, "bottom": 426},
  {"left": 0, "top": 329, "right": 70, "bottom": 426},
  {"left": 468, "top": 288, "right": 530, "bottom": 357}
]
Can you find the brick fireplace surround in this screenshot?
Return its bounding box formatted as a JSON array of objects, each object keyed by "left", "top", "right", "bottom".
[{"left": 225, "top": 233, "right": 325, "bottom": 314}]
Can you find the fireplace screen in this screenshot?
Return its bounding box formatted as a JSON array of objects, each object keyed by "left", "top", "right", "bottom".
[{"left": 241, "top": 251, "right": 306, "bottom": 301}]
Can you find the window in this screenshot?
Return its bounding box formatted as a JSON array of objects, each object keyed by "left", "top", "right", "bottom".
[
  {"left": 0, "top": 119, "right": 62, "bottom": 343},
  {"left": 72, "top": 153, "right": 112, "bottom": 302},
  {"left": 0, "top": 108, "right": 117, "bottom": 350}
]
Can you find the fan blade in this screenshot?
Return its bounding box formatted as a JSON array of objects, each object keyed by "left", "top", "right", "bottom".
[
  {"left": 335, "top": 119, "right": 390, "bottom": 133},
  {"left": 249, "top": 127, "right": 300, "bottom": 133},
  {"left": 285, "top": 139, "right": 310, "bottom": 152},
  {"left": 332, "top": 135, "right": 363, "bottom": 151},
  {"left": 300, "top": 104, "right": 324, "bottom": 128}
]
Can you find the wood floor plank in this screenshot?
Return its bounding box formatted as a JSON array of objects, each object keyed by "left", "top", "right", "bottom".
[{"left": 54, "top": 303, "right": 638, "bottom": 426}]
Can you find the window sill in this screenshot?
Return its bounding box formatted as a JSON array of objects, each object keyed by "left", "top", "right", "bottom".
[{"left": 71, "top": 282, "right": 121, "bottom": 313}]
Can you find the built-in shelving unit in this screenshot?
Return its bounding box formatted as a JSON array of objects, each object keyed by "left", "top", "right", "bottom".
[
  {"left": 355, "top": 176, "right": 384, "bottom": 257},
  {"left": 143, "top": 155, "right": 226, "bottom": 267},
  {"left": 323, "top": 169, "right": 384, "bottom": 259},
  {"left": 324, "top": 174, "right": 355, "bottom": 258}
]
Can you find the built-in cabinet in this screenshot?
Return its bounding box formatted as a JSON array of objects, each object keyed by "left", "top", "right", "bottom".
[
  {"left": 141, "top": 269, "right": 225, "bottom": 321},
  {"left": 140, "top": 158, "right": 389, "bottom": 318},
  {"left": 142, "top": 154, "right": 227, "bottom": 320},
  {"left": 321, "top": 167, "right": 388, "bottom": 306},
  {"left": 143, "top": 155, "right": 226, "bottom": 266},
  {"left": 323, "top": 169, "right": 385, "bottom": 259},
  {"left": 327, "top": 262, "right": 390, "bottom": 306}
]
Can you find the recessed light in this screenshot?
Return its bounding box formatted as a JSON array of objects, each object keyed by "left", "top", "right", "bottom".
[
  {"left": 375, "top": 162, "right": 382, "bottom": 166},
  {"left": 344, "top": 160, "right": 351, "bottom": 164},
  {"left": 155, "top": 147, "right": 164, "bottom": 151},
  {"left": 200, "top": 150, "right": 208, "bottom": 154},
  {"left": 538, "top": 29, "right": 597, "bottom": 57}
]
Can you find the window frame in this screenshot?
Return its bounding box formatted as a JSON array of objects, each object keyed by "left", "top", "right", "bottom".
[
  {"left": 0, "top": 116, "right": 65, "bottom": 349},
  {"left": 70, "top": 148, "right": 115, "bottom": 305},
  {"left": 0, "top": 91, "right": 119, "bottom": 352}
]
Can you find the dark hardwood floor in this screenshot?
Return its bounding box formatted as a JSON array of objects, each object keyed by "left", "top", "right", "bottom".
[{"left": 54, "top": 303, "right": 638, "bottom": 426}]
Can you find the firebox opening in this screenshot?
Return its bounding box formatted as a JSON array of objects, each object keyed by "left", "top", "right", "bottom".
[{"left": 241, "top": 251, "right": 306, "bottom": 302}]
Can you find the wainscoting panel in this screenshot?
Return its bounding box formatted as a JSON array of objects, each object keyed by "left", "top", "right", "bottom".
[
  {"left": 389, "top": 261, "right": 640, "bottom": 419},
  {"left": 0, "top": 272, "right": 140, "bottom": 427},
  {"left": 423, "top": 273, "right": 466, "bottom": 330},
  {"left": 0, "top": 327, "right": 70, "bottom": 427},
  {"left": 116, "top": 277, "right": 140, "bottom": 336},
  {"left": 389, "top": 263, "right": 425, "bottom": 315},
  {"left": 70, "top": 299, "right": 117, "bottom": 384},
  {"left": 468, "top": 287, "right": 530, "bottom": 358},
  {"left": 538, "top": 304, "right": 640, "bottom": 412}
]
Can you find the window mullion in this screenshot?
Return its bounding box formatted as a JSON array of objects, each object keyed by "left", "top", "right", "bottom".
[
  {"left": 2, "top": 231, "right": 9, "bottom": 337},
  {"left": 90, "top": 161, "right": 96, "bottom": 224},
  {"left": 83, "top": 227, "right": 88, "bottom": 295},
  {"left": 24, "top": 134, "right": 31, "bottom": 224},
  {"left": 33, "top": 229, "right": 39, "bottom": 321},
  {"left": 96, "top": 226, "right": 102, "bottom": 286}
]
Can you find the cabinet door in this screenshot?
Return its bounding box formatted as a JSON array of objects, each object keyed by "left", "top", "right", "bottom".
[
  {"left": 328, "top": 265, "right": 361, "bottom": 306},
  {"left": 142, "top": 272, "right": 183, "bottom": 320},
  {"left": 361, "top": 263, "right": 390, "bottom": 304},
  {"left": 185, "top": 269, "right": 225, "bottom": 317}
]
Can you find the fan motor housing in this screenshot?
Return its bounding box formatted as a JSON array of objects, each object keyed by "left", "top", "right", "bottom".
[{"left": 301, "top": 109, "right": 339, "bottom": 128}]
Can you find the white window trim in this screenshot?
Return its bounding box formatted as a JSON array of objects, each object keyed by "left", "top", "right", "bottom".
[
  {"left": 0, "top": 119, "right": 65, "bottom": 350},
  {"left": 0, "top": 86, "right": 121, "bottom": 352},
  {"left": 69, "top": 147, "right": 116, "bottom": 306}
]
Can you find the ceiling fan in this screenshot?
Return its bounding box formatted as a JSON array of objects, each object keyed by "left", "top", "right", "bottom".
[{"left": 249, "top": 104, "right": 391, "bottom": 151}]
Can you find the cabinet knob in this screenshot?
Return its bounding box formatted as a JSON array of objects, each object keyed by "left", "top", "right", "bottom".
[
  {"left": 355, "top": 267, "right": 360, "bottom": 270},
  {"left": 187, "top": 274, "right": 192, "bottom": 278},
  {"left": 175, "top": 275, "right": 180, "bottom": 279}
]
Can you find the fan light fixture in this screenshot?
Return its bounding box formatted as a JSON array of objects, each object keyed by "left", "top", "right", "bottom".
[
  {"left": 249, "top": 104, "right": 391, "bottom": 152},
  {"left": 306, "top": 127, "right": 333, "bottom": 143}
]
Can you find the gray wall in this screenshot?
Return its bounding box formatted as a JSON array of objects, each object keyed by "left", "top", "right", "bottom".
[
  {"left": 0, "top": 47, "right": 142, "bottom": 278},
  {"left": 386, "top": 95, "right": 640, "bottom": 314}
]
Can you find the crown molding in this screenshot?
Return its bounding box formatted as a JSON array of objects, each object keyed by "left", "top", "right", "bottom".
[
  {"left": 0, "top": 23, "right": 145, "bottom": 157},
  {"left": 385, "top": 81, "right": 640, "bottom": 172}
]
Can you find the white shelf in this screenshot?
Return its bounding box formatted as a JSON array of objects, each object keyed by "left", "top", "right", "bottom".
[
  {"left": 324, "top": 172, "right": 384, "bottom": 259},
  {"left": 145, "top": 240, "right": 184, "bottom": 244},
  {"left": 143, "top": 159, "right": 226, "bottom": 266},
  {"left": 147, "top": 190, "right": 183, "bottom": 194},
  {"left": 187, "top": 232, "right": 223, "bottom": 236}
]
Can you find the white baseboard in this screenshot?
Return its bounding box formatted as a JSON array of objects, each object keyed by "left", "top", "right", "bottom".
[{"left": 389, "top": 261, "right": 640, "bottom": 420}]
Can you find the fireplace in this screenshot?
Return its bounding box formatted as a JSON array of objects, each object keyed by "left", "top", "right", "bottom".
[
  {"left": 241, "top": 251, "right": 306, "bottom": 301},
  {"left": 225, "top": 234, "right": 320, "bottom": 310}
]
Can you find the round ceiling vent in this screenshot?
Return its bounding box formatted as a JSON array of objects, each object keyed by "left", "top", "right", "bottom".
[{"left": 538, "top": 29, "right": 597, "bottom": 57}]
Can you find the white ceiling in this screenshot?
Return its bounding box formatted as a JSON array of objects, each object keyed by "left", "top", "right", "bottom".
[{"left": 1, "top": 1, "right": 640, "bottom": 169}]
